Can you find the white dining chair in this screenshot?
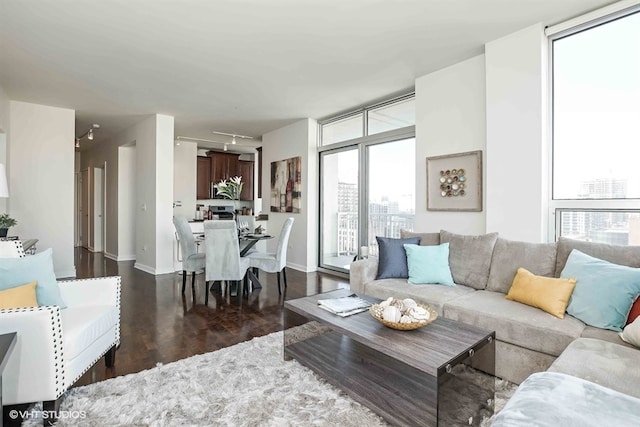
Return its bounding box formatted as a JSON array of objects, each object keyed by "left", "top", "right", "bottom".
[
  {"left": 204, "top": 220, "right": 251, "bottom": 305},
  {"left": 247, "top": 217, "right": 294, "bottom": 295},
  {"left": 173, "top": 216, "right": 206, "bottom": 295}
]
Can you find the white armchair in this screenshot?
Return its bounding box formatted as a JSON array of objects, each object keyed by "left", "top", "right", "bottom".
[{"left": 0, "top": 276, "right": 121, "bottom": 422}]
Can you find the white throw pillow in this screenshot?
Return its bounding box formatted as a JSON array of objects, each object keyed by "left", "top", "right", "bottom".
[{"left": 620, "top": 316, "right": 640, "bottom": 348}]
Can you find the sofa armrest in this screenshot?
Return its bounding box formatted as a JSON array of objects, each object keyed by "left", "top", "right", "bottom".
[
  {"left": 350, "top": 258, "right": 378, "bottom": 294},
  {"left": 58, "top": 276, "right": 121, "bottom": 308},
  {"left": 0, "top": 306, "right": 66, "bottom": 404}
]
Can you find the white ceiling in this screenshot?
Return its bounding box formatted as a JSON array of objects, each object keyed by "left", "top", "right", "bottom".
[{"left": 0, "top": 0, "right": 616, "bottom": 149}]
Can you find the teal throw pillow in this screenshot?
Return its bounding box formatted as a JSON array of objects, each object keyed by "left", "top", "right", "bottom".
[
  {"left": 404, "top": 243, "right": 455, "bottom": 286},
  {"left": 561, "top": 249, "right": 640, "bottom": 332},
  {"left": 376, "top": 236, "right": 421, "bottom": 279},
  {"left": 0, "top": 248, "right": 66, "bottom": 308}
]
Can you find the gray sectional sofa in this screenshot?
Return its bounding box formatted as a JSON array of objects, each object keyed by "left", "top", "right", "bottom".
[{"left": 349, "top": 230, "right": 640, "bottom": 398}]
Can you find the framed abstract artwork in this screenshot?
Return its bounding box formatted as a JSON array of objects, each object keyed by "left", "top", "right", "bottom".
[
  {"left": 426, "top": 150, "right": 482, "bottom": 211},
  {"left": 270, "top": 156, "right": 302, "bottom": 213}
]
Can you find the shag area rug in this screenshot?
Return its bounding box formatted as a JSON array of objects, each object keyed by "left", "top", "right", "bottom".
[{"left": 23, "top": 328, "right": 516, "bottom": 426}]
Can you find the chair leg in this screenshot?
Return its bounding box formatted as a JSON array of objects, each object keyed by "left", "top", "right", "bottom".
[
  {"left": 181, "top": 270, "right": 187, "bottom": 294},
  {"left": 277, "top": 272, "right": 282, "bottom": 295},
  {"left": 205, "top": 281, "right": 209, "bottom": 306},
  {"left": 282, "top": 267, "right": 288, "bottom": 290},
  {"left": 43, "top": 398, "right": 62, "bottom": 426},
  {"left": 191, "top": 271, "right": 196, "bottom": 293},
  {"left": 105, "top": 344, "right": 117, "bottom": 367}
]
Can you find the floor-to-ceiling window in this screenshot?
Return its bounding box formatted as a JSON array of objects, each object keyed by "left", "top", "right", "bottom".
[
  {"left": 319, "top": 94, "right": 415, "bottom": 273},
  {"left": 549, "top": 7, "right": 640, "bottom": 244}
]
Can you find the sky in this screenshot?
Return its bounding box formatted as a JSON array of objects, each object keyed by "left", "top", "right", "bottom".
[{"left": 553, "top": 11, "right": 640, "bottom": 199}]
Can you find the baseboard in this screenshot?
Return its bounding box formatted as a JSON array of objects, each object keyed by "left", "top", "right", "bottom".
[
  {"left": 117, "top": 254, "right": 136, "bottom": 261},
  {"left": 134, "top": 263, "right": 175, "bottom": 276},
  {"left": 134, "top": 262, "right": 156, "bottom": 275},
  {"left": 104, "top": 252, "right": 118, "bottom": 261},
  {"left": 287, "top": 262, "right": 317, "bottom": 273},
  {"left": 55, "top": 268, "right": 77, "bottom": 279}
]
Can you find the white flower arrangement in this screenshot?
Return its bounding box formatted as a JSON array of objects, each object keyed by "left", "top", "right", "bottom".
[{"left": 213, "top": 176, "right": 244, "bottom": 200}]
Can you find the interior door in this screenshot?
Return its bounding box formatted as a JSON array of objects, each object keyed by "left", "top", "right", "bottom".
[
  {"left": 81, "top": 169, "right": 90, "bottom": 249},
  {"left": 93, "top": 167, "right": 104, "bottom": 252}
]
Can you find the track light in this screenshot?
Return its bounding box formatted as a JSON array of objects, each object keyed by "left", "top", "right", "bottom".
[
  {"left": 75, "top": 123, "right": 100, "bottom": 147},
  {"left": 211, "top": 130, "right": 254, "bottom": 145},
  {"left": 223, "top": 143, "right": 228, "bottom": 151},
  {"left": 231, "top": 135, "right": 237, "bottom": 144}
]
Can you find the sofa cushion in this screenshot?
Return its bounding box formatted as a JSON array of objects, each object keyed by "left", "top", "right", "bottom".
[
  {"left": 492, "top": 371, "right": 640, "bottom": 427},
  {"left": 400, "top": 230, "right": 440, "bottom": 246},
  {"left": 362, "top": 278, "right": 475, "bottom": 315},
  {"left": 444, "top": 290, "right": 585, "bottom": 356},
  {"left": 0, "top": 248, "right": 66, "bottom": 308},
  {"left": 440, "top": 230, "right": 498, "bottom": 290},
  {"left": 375, "top": 236, "right": 420, "bottom": 279},
  {"left": 628, "top": 299, "right": 640, "bottom": 325},
  {"left": 620, "top": 317, "right": 640, "bottom": 349},
  {"left": 561, "top": 250, "right": 640, "bottom": 332},
  {"left": 486, "top": 238, "right": 557, "bottom": 294},
  {"left": 0, "top": 281, "right": 38, "bottom": 309},
  {"left": 580, "top": 325, "right": 637, "bottom": 350},
  {"left": 62, "top": 305, "right": 119, "bottom": 360},
  {"left": 548, "top": 337, "right": 640, "bottom": 399},
  {"left": 404, "top": 243, "right": 454, "bottom": 286},
  {"left": 555, "top": 237, "right": 640, "bottom": 277},
  {"left": 505, "top": 268, "right": 576, "bottom": 318}
]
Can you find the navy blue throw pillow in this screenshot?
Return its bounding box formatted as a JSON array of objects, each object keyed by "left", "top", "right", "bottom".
[{"left": 375, "top": 236, "right": 421, "bottom": 279}]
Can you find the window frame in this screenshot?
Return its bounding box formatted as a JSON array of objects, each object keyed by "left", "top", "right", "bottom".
[
  {"left": 547, "top": 6, "right": 640, "bottom": 244},
  {"left": 318, "top": 126, "right": 416, "bottom": 274}
]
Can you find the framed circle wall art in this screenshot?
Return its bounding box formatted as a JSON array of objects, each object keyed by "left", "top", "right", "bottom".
[{"left": 426, "top": 150, "right": 482, "bottom": 211}]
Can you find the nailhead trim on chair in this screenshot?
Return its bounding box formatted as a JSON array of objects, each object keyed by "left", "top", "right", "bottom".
[
  {"left": 1, "top": 306, "right": 65, "bottom": 398},
  {"left": 1, "top": 277, "right": 122, "bottom": 400},
  {"left": 57, "top": 276, "right": 123, "bottom": 387}
]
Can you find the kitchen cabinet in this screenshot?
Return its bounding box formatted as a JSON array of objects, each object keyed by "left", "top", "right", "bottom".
[
  {"left": 208, "top": 151, "right": 240, "bottom": 198},
  {"left": 196, "top": 156, "right": 211, "bottom": 199},
  {"left": 238, "top": 160, "right": 254, "bottom": 201}
]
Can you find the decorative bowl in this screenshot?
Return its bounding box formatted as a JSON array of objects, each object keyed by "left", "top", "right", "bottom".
[{"left": 369, "top": 302, "right": 438, "bottom": 331}]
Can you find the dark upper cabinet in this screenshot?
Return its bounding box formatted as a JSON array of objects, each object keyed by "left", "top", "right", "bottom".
[
  {"left": 196, "top": 156, "right": 211, "bottom": 199},
  {"left": 198, "top": 152, "right": 254, "bottom": 200},
  {"left": 238, "top": 160, "right": 254, "bottom": 201}
]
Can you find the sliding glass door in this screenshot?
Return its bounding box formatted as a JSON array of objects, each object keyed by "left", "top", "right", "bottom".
[
  {"left": 320, "top": 148, "right": 359, "bottom": 271},
  {"left": 319, "top": 133, "right": 415, "bottom": 273},
  {"left": 365, "top": 138, "right": 415, "bottom": 257}
]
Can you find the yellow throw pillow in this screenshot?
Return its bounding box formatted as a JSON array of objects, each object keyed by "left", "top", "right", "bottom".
[
  {"left": 505, "top": 268, "right": 576, "bottom": 318},
  {"left": 0, "top": 281, "right": 38, "bottom": 309}
]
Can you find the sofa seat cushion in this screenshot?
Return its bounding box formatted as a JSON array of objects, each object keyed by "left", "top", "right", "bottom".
[
  {"left": 443, "top": 290, "right": 585, "bottom": 356},
  {"left": 548, "top": 337, "right": 640, "bottom": 399},
  {"left": 492, "top": 371, "right": 640, "bottom": 427},
  {"left": 62, "top": 305, "right": 119, "bottom": 360},
  {"left": 580, "top": 325, "right": 636, "bottom": 350},
  {"left": 361, "top": 279, "right": 475, "bottom": 315}
]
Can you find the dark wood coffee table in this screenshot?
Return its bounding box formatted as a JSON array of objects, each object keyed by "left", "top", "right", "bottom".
[{"left": 284, "top": 289, "right": 495, "bottom": 427}]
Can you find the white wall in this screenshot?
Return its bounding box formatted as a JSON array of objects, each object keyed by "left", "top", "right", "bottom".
[
  {"left": 82, "top": 114, "right": 175, "bottom": 273},
  {"left": 0, "top": 85, "right": 9, "bottom": 214},
  {"left": 261, "top": 118, "right": 318, "bottom": 272},
  {"left": 415, "top": 55, "right": 487, "bottom": 234},
  {"left": 8, "top": 101, "right": 75, "bottom": 277},
  {"left": 154, "top": 114, "right": 175, "bottom": 274},
  {"left": 173, "top": 140, "right": 197, "bottom": 219},
  {"left": 118, "top": 145, "right": 136, "bottom": 260},
  {"left": 485, "top": 24, "right": 548, "bottom": 242}
]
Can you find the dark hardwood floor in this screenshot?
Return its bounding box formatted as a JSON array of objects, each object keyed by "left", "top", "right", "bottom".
[
  {"left": 4, "top": 248, "right": 348, "bottom": 425},
  {"left": 74, "top": 248, "right": 348, "bottom": 385}
]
